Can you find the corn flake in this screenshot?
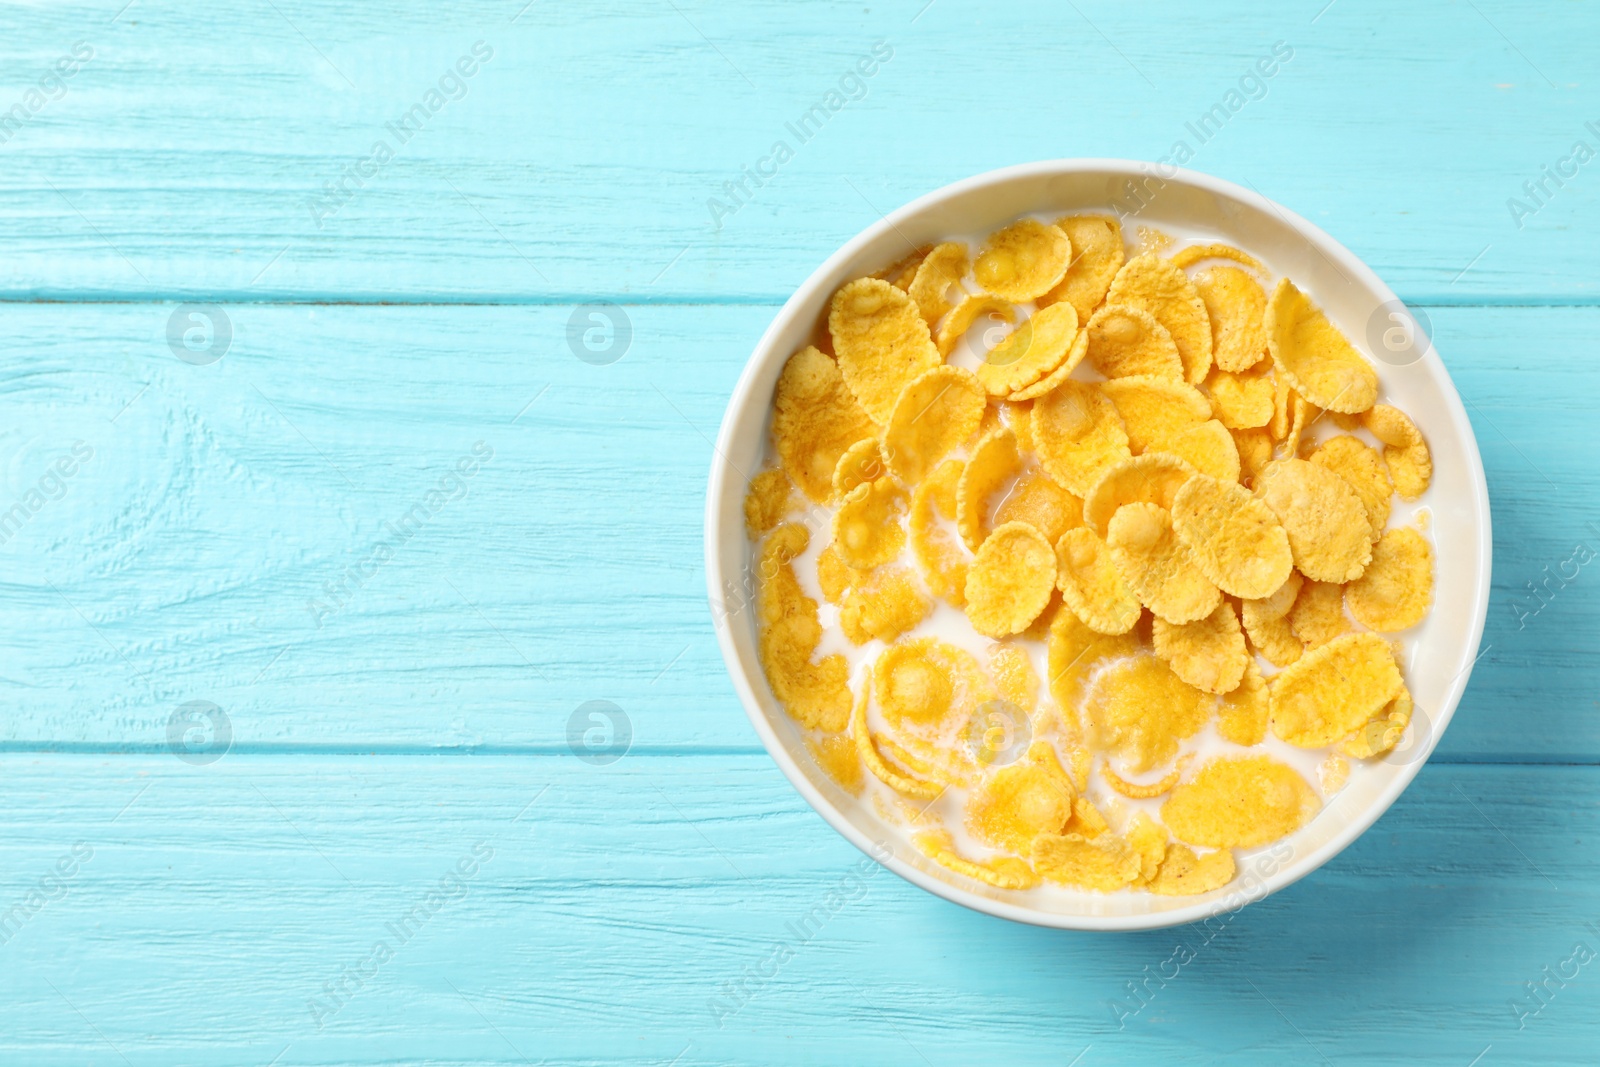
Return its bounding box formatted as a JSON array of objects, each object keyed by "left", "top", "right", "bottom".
[
  {"left": 1194, "top": 266, "right": 1268, "bottom": 374},
  {"left": 1161, "top": 755, "right": 1319, "bottom": 848},
  {"left": 1106, "top": 502, "right": 1221, "bottom": 625},
  {"left": 1099, "top": 375, "right": 1212, "bottom": 454},
  {"left": 977, "top": 302, "right": 1081, "bottom": 397},
  {"left": 883, "top": 365, "right": 986, "bottom": 484},
  {"left": 906, "top": 241, "right": 969, "bottom": 325},
  {"left": 975, "top": 218, "right": 1071, "bottom": 302},
  {"left": 1254, "top": 458, "right": 1375, "bottom": 582},
  {"left": 1084, "top": 653, "right": 1212, "bottom": 773},
  {"left": 966, "top": 742, "right": 1076, "bottom": 852},
  {"left": 1032, "top": 380, "right": 1132, "bottom": 495},
  {"left": 1152, "top": 600, "right": 1249, "bottom": 695},
  {"left": 1148, "top": 843, "right": 1237, "bottom": 896},
  {"left": 1206, "top": 367, "right": 1275, "bottom": 429},
  {"left": 1310, "top": 434, "right": 1393, "bottom": 539},
  {"left": 914, "top": 829, "right": 1040, "bottom": 890},
  {"left": 757, "top": 524, "right": 852, "bottom": 730},
  {"left": 936, "top": 294, "right": 1014, "bottom": 358},
  {"left": 829, "top": 277, "right": 942, "bottom": 424},
  {"left": 909, "top": 458, "right": 970, "bottom": 606},
  {"left": 807, "top": 730, "right": 864, "bottom": 795},
  {"left": 1158, "top": 419, "right": 1241, "bottom": 483},
  {"left": 1241, "top": 599, "right": 1303, "bottom": 668},
  {"left": 957, "top": 427, "right": 1024, "bottom": 551},
  {"left": 1170, "top": 243, "right": 1265, "bottom": 273},
  {"left": 744, "top": 467, "right": 799, "bottom": 535},
  {"left": 832, "top": 437, "right": 887, "bottom": 500},
  {"left": 1047, "top": 608, "right": 1142, "bottom": 713},
  {"left": 1289, "top": 579, "right": 1352, "bottom": 650},
  {"left": 1340, "top": 686, "right": 1414, "bottom": 759},
  {"left": 1038, "top": 215, "right": 1125, "bottom": 321},
  {"left": 832, "top": 475, "right": 908, "bottom": 569},
  {"left": 1006, "top": 327, "right": 1089, "bottom": 402},
  {"left": 839, "top": 565, "right": 933, "bottom": 645},
  {"left": 1269, "top": 632, "right": 1404, "bottom": 748},
  {"left": 1264, "top": 278, "right": 1378, "bottom": 414},
  {"left": 1031, "top": 831, "right": 1141, "bottom": 891},
  {"left": 965, "top": 521, "right": 1057, "bottom": 637},
  {"left": 1103, "top": 761, "right": 1185, "bottom": 800},
  {"left": 1363, "top": 404, "right": 1432, "bottom": 500},
  {"left": 1217, "top": 659, "right": 1269, "bottom": 745},
  {"left": 996, "top": 469, "right": 1082, "bottom": 545},
  {"left": 1085, "top": 304, "right": 1184, "bottom": 381},
  {"left": 772, "top": 345, "right": 877, "bottom": 502},
  {"left": 1345, "top": 527, "right": 1434, "bottom": 632},
  {"left": 1083, "top": 453, "right": 1195, "bottom": 536},
  {"left": 1105, "top": 254, "right": 1214, "bottom": 384},
  {"left": 1056, "top": 527, "right": 1142, "bottom": 635},
  {"left": 1170, "top": 473, "right": 1294, "bottom": 599}
]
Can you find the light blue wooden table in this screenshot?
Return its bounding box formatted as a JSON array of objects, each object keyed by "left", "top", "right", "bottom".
[{"left": 0, "top": 2, "right": 1595, "bottom": 1063}]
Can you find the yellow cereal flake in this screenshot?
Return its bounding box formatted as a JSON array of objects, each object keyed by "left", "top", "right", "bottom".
[
  {"left": 1269, "top": 373, "right": 1295, "bottom": 441},
  {"left": 1320, "top": 753, "right": 1351, "bottom": 793},
  {"left": 1099, "top": 375, "right": 1212, "bottom": 454},
  {"left": 807, "top": 730, "right": 864, "bottom": 795},
  {"left": 1106, "top": 502, "right": 1222, "bottom": 625},
  {"left": 1082, "top": 453, "right": 1195, "bottom": 536},
  {"left": 909, "top": 459, "right": 969, "bottom": 606},
  {"left": 1084, "top": 654, "right": 1212, "bottom": 773},
  {"left": 1007, "top": 327, "right": 1090, "bottom": 402},
  {"left": 1289, "top": 579, "right": 1352, "bottom": 650},
  {"left": 1085, "top": 304, "right": 1184, "bottom": 381},
  {"left": 1031, "top": 380, "right": 1132, "bottom": 495},
  {"left": 1280, "top": 394, "right": 1317, "bottom": 460},
  {"left": 772, "top": 345, "right": 877, "bottom": 502},
  {"left": 816, "top": 542, "right": 868, "bottom": 604},
  {"left": 1345, "top": 527, "right": 1434, "bottom": 632},
  {"left": 936, "top": 294, "right": 1014, "bottom": 358},
  {"left": 1233, "top": 427, "right": 1275, "bottom": 486},
  {"left": 1241, "top": 599, "right": 1303, "bottom": 668},
  {"left": 883, "top": 365, "right": 986, "bottom": 484},
  {"left": 832, "top": 475, "right": 908, "bottom": 569},
  {"left": 1031, "top": 831, "right": 1141, "bottom": 891},
  {"left": 965, "top": 521, "right": 1058, "bottom": 638},
  {"left": 1161, "top": 755, "right": 1320, "bottom": 848},
  {"left": 1005, "top": 399, "right": 1034, "bottom": 453},
  {"left": 987, "top": 644, "right": 1039, "bottom": 712},
  {"left": 977, "top": 301, "right": 1082, "bottom": 397},
  {"left": 828, "top": 277, "right": 942, "bottom": 424},
  {"left": 1056, "top": 527, "right": 1142, "bottom": 635},
  {"left": 839, "top": 565, "right": 933, "bottom": 645},
  {"left": 1363, "top": 404, "right": 1432, "bottom": 500},
  {"left": 1127, "top": 812, "right": 1168, "bottom": 884},
  {"left": 874, "top": 637, "right": 989, "bottom": 736},
  {"left": 1264, "top": 278, "right": 1378, "bottom": 414},
  {"left": 1217, "top": 659, "right": 1269, "bottom": 746},
  {"left": 1103, "top": 761, "right": 1185, "bottom": 800},
  {"left": 1136, "top": 226, "right": 1176, "bottom": 256},
  {"left": 914, "top": 829, "right": 1040, "bottom": 890},
  {"left": 832, "top": 437, "right": 887, "bottom": 500},
  {"left": 1170, "top": 473, "right": 1294, "bottom": 599},
  {"left": 1254, "top": 569, "right": 1304, "bottom": 619},
  {"left": 957, "top": 427, "right": 1024, "bottom": 551},
  {"left": 1269, "top": 632, "right": 1404, "bottom": 748},
  {"left": 1047, "top": 608, "right": 1142, "bottom": 713},
  {"left": 757, "top": 524, "right": 852, "bottom": 730},
  {"left": 996, "top": 469, "right": 1082, "bottom": 546},
  {"left": 1158, "top": 419, "right": 1241, "bottom": 484},
  {"left": 975, "top": 218, "right": 1072, "bottom": 302},
  {"left": 1169, "top": 243, "right": 1265, "bottom": 273},
  {"left": 873, "top": 245, "right": 931, "bottom": 289},
  {"left": 966, "top": 742, "right": 1076, "bottom": 852},
  {"left": 1254, "top": 459, "right": 1376, "bottom": 583},
  {"left": 1038, "top": 215, "right": 1125, "bottom": 321},
  {"left": 1105, "top": 254, "right": 1214, "bottom": 384},
  {"left": 856, "top": 694, "right": 944, "bottom": 798},
  {"left": 906, "top": 241, "right": 969, "bottom": 325},
  {"left": 1194, "top": 266, "right": 1268, "bottom": 374},
  {"left": 744, "top": 467, "right": 798, "bottom": 535},
  {"left": 1206, "top": 367, "right": 1275, "bottom": 429},
  {"left": 1152, "top": 601, "right": 1249, "bottom": 695},
  {"left": 1310, "top": 434, "right": 1393, "bottom": 538},
  {"left": 1062, "top": 795, "right": 1111, "bottom": 839},
  {"left": 1148, "top": 843, "right": 1237, "bottom": 896},
  {"left": 1340, "top": 686, "right": 1414, "bottom": 759}
]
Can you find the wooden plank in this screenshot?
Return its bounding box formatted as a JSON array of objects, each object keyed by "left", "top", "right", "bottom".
[
  {"left": 0, "top": 302, "right": 1591, "bottom": 758},
  {"left": 0, "top": 1, "right": 1592, "bottom": 302},
  {"left": 0, "top": 755, "right": 1593, "bottom": 1064}
]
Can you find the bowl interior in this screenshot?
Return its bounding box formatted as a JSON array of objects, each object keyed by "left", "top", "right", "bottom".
[{"left": 706, "top": 161, "right": 1491, "bottom": 930}]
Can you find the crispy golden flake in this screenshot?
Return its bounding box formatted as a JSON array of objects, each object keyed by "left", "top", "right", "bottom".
[
  {"left": 839, "top": 565, "right": 933, "bottom": 645},
  {"left": 1038, "top": 215, "right": 1125, "bottom": 321},
  {"left": 1158, "top": 419, "right": 1241, "bottom": 484},
  {"left": 914, "top": 829, "right": 1040, "bottom": 890},
  {"left": 1162, "top": 755, "right": 1320, "bottom": 848},
  {"left": 1206, "top": 367, "right": 1275, "bottom": 429},
  {"left": 1254, "top": 459, "right": 1375, "bottom": 583},
  {"left": 957, "top": 427, "right": 1024, "bottom": 551},
  {"left": 1310, "top": 434, "right": 1393, "bottom": 539},
  {"left": 1007, "top": 328, "right": 1089, "bottom": 402},
  {"left": 832, "top": 475, "right": 908, "bottom": 569},
  {"left": 1056, "top": 527, "right": 1142, "bottom": 635},
  {"left": 1031, "top": 380, "right": 1132, "bottom": 495},
  {"left": 1031, "top": 831, "right": 1141, "bottom": 891},
  {"left": 936, "top": 294, "right": 1014, "bottom": 358},
  {"left": 1194, "top": 266, "right": 1268, "bottom": 374},
  {"left": 1099, "top": 375, "right": 1212, "bottom": 454},
  {"left": 965, "top": 521, "right": 1057, "bottom": 637},
  {"left": 1085, "top": 304, "right": 1184, "bottom": 381},
  {"left": 1217, "top": 659, "right": 1269, "bottom": 745},
  {"left": 757, "top": 524, "right": 852, "bottom": 730},
  {"left": 1082, "top": 453, "right": 1195, "bottom": 536},
  {"left": 1269, "top": 632, "right": 1404, "bottom": 748},
  {"left": 1148, "top": 843, "right": 1237, "bottom": 896},
  {"left": 772, "top": 345, "right": 876, "bottom": 502},
  {"left": 977, "top": 302, "right": 1082, "bottom": 397},
  {"left": 883, "top": 365, "right": 986, "bottom": 485},
  {"left": 1363, "top": 404, "right": 1432, "bottom": 500},
  {"left": 829, "top": 277, "right": 942, "bottom": 424},
  {"left": 1170, "top": 473, "right": 1294, "bottom": 599},
  {"left": 996, "top": 469, "right": 1082, "bottom": 545},
  {"left": 832, "top": 437, "right": 887, "bottom": 500},
  {"left": 1345, "top": 527, "right": 1434, "bottom": 632},
  {"left": 1288, "top": 579, "right": 1352, "bottom": 650},
  {"left": 906, "top": 241, "right": 969, "bottom": 325},
  {"left": 744, "top": 468, "right": 798, "bottom": 536},
  {"left": 909, "top": 458, "right": 970, "bottom": 606},
  {"left": 1084, "top": 653, "right": 1212, "bottom": 773},
  {"left": 975, "top": 218, "right": 1072, "bottom": 302},
  {"left": 966, "top": 742, "right": 1076, "bottom": 852},
  {"left": 1264, "top": 278, "right": 1378, "bottom": 414},
  {"left": 1107, "top": 502, "right": 1221, "bottom": 625},
  {"left": 1169, "top": 243, "right": 1265, "bottom": 273},
  {"left": 808, "top": 730, "right": 864, "bottom": 795},
  {"left": 1152, "top": 600, "right": 1249, "bottom": 695},
  {"left": 1105, "top": 254, "right": 1214, "bottom": 384}
]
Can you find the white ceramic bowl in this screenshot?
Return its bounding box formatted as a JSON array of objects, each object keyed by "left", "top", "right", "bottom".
[{"left": 705, "top": 160, "right": 1491, "bottom": 931}]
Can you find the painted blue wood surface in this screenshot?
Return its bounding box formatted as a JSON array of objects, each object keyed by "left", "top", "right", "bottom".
[{"left": 0, "top": 1, "right": 1595, "bottom": 1063}]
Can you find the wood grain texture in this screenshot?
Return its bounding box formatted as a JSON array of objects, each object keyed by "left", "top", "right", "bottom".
[
  {"left": 0, "top": 756, "right": 1594, "bottom": 1066},
  {"left": 0, "top": 1, "right": 1592, "bottom": 302},
  {"left": 0, "top": 303, "right": 1591, "bottom": 759}
]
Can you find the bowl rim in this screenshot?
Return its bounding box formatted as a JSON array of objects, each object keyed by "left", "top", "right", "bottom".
[{"left": 703, "top": 158, "right": 1492, "bottom": 931}]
